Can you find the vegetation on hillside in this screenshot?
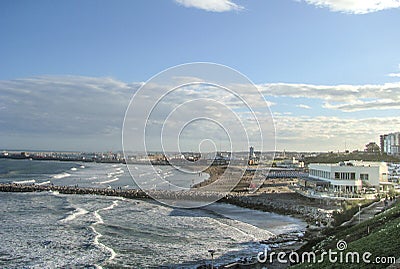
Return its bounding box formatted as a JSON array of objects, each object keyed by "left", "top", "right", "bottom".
[
  {"left": 292, "top": 200, "right": 400, "bottom": 268},
  {"left": 331, "top": 199, "right": 378, "bottom": 226}
]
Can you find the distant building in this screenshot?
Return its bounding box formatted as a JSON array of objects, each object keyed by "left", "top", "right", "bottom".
[
  {"left": 380, "top": 132, "right": 400, "bottom": 155},
  {"left": 276, "top": 157, "right": 304, "bottom": 169},
  {"left": 212, "top": 151, "right": 231, "bottom": 166},
  {"left": 249, "top": 146, "right": 254, "bottom": 159},
  {"left": 181, "top": 152, "right": 201, "bottom": 162},
  {"left": 21, "top": 152, "right": 29, "bottom": 158},
  {"left": 248, "top": 146, "right": 260, "bottom": 165},
  {"left": 387, "top": 163, "right": 400, "bottom": 183},
  {"left": 308, "top": 161, "right": 390, "bottom": 193}
]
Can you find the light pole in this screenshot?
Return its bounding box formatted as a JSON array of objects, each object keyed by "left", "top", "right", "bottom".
[
  {"left": 208, "top": 249, "right": 215, "bottom": 269},
  {"left": 358, "top": 203, "right": 361, "bottom": 224}
]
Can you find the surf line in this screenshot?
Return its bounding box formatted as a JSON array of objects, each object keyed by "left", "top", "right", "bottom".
[
  {"left": 60, "top": 207, "right": 89, "bottom": 223},
  {"left": 90, "top": 200, "right": 119, "bottom": 268}
]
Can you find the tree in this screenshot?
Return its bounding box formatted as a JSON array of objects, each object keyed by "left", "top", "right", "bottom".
[{"left": 365, "top": 142, "right": 380, "bottom": 153}]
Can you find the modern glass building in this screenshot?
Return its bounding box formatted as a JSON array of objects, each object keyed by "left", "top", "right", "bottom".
[{"left": 380, "top": 132, "right": 400, "bottom": 156}]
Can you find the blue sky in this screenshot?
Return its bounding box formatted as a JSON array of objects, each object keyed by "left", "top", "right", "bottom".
[{"left": 1, "top": 0, "right": 400, "bottom": 152}]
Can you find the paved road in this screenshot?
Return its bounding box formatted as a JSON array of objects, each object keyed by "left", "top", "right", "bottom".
[{"left": 343, "top": 198, "right": 396, "bottom": 226}]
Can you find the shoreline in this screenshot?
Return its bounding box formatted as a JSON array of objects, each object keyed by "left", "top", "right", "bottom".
[
  {"left": 222, "top": 192, "right": 335, "bottom": 225},
  {"left": 0, "top": 183, "right": 318, "bottom": 268},
  {"left": 0, "top": 182, "right": 328, "bottom": 223}
]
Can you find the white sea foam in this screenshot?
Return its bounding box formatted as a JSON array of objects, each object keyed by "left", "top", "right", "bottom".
[
  {"left": 94, "top": 211, "right": 104, "bottom": 224},
  {"left": 138, "top": 172, "right": 152, "bottom": 177},
  {"left": 213, "top": 217, "right": 274, "bottom": 241},
  {"left": 80, "top": 165, "right": 85, "bottom": 169},
  {"left": 95, "top": 178, "right": 119, "bottom": 184},
  {"left": 90, "top": 200, "right": 119, "bottom": 266},
  {"left": 90, "top": 225, "right": 116, "bottom": 262},
  {"left": 37, "top": 181, "right": 51, "bottom": 186},
  {"left": 103, "top": 200, "right": 119, "bottom": 211},
  {"left": 114, "top": 169, "right": 124, "bottom": 175},
  {"left": 52, "top": 172, "right": 71, "bottom": 179},
  {"left": 12, "top": 179, "right": 35, "bottom": 184},
  {"left": 70, "top": 167, "right": 78, "bottom": 171},
  {"left": 107, "top": 169, "right": 124, "bottom": 178},
  {"left": 61, "top": 208, "right": 89, "bottom": 223}
]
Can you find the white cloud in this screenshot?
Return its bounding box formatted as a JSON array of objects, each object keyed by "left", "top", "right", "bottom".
[
  {"left": 302, "top": 0, "right": 400, "bottom": 14},
  {"left": 0, "top": 75, "right": 275, "bottom": 151},
  {"left": 297, "top": 104, "right": 311, "bottom": 109},
  {"left": 323, "top": 99, "right": 400, "bottom": 111},
  {"left": 259, "top": 81, "right": 400, "bottom": 112},
  {"left": 387, "top": 64, "right": 400, "bottom": 77},
  {"left": 273, "top": 114, "right": 400, "bottom": 151},
  {"left": 1, "top": 75, "right": 399, "bottom": 152},
  {"left": 174, "top": 0, "right": 243, "bottom": 12},
  {"left": 123, "top": 82, "right": 274, "bottom": 152},
  {"left": 0, "top": 76, "right": 140, "bottom": 151}
]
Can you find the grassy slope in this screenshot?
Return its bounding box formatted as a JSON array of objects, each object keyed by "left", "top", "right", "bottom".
[{"left": 292, "top": 200, "right": 400, "bottom": 268}]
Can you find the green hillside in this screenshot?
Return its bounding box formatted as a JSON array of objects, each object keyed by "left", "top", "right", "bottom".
[{"left": 292, "top": 200, "right": 400, "bottom": 268}]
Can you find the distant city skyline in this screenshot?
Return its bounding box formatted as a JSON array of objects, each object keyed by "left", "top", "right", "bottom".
[{"left": 1, "top": 1, "right": 400, "bottom": 152}]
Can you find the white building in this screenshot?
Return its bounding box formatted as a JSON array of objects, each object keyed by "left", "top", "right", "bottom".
[
  {"left": 308, "top": 161, "right": 389, "bottom": 193},
  {"left": 276, "top": 157, "right": 304, "bottom": 168}
]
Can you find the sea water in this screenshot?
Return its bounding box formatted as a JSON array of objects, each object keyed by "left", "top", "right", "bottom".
[
  {"left": 0, "top": 158, "right": 207, "bottom": 190},
  {"left": 0, "top": 159, "right": 306, "bottom": 268}
]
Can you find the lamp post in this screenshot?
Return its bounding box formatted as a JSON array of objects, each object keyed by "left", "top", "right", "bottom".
[
  {"left": 327, "top": 213, "right": 332, "bottom": 227},
  {"left": 358, "top": 203, "right": 361, "bottom": 224},
  {"left": 208, "top": 249, "right": 215, "bottom": 269}
]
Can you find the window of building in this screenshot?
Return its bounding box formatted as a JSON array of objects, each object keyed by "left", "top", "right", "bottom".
[
  {"left": 360, "top": 173, "right": 369, "bottom": 180},
  {"left": 335, "top": 172, "right": 356, "bottom": 180}
]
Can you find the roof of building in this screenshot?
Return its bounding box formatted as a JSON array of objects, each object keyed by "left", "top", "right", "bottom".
[
  {"left": 301, "top": 177, "right": 330, "bottom": 185},
  {"left": 309, "top": 160, "right": 386, "bottom": 168}
]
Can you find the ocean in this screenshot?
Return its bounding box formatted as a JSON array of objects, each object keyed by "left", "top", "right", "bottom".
[{"left": 0, "top": 159, "right": 306, "bottom": 268}]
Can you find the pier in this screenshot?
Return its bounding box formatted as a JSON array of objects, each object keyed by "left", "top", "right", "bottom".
[{"left": 0, "top": 183, "right": 233, "bottom": 203}]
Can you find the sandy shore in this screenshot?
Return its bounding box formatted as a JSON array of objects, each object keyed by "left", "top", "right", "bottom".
[{"left": 223, "top": 191, "right": 338, "bottom": 224}]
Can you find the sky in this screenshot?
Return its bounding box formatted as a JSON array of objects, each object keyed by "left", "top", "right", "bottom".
[{"left": 1, "top": 0, "right": 400, "bottom": 152}]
